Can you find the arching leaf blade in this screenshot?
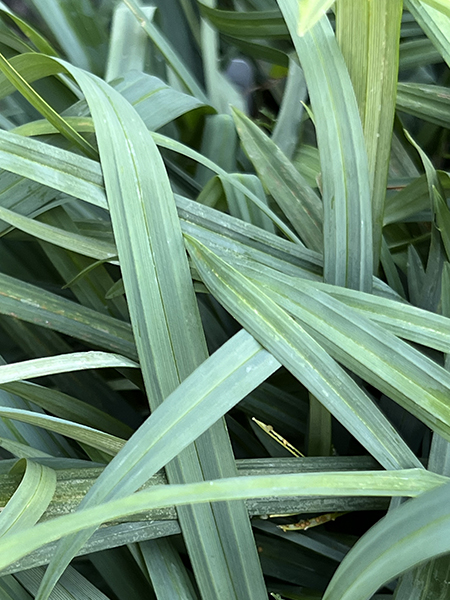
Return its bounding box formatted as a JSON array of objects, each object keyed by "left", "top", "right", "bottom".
[
  {"left": 323, "top": 480, "right": 450, "bottom": 600},
  {"left": 0, "top": 460, "right": 56, "bottom": 537}
]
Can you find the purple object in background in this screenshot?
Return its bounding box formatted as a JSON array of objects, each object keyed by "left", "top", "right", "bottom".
[{"left": 225, "top": 58, "right": 255, "bottom": 114}]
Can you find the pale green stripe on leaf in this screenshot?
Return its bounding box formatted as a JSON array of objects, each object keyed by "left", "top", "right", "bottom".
[
  {"left": 34, "top": 328, "right": 277, "bottom": 599},
  {"left": 105, "top": 4, "right": 156, "bottom": 82},
  {"left": 28, "top": 55, "right": 266, "bottom": 600},
  {"left": 0, "top": 352, "right": 137, "bottom": 384},
  {"left": 0, "top": 380, "right": 132, "bottom": 439},
  {"left": 3, "top": 119, "right": 300, "bottom": 244},
  {"left": 0, "top": 205, "right": 116, "bottom": 261},
  {"left": 0, "top": 7, "right": 58, "bottom": 56},
  {"left": 0, "top": 271, "right": 137, "bottom": 360},
  {"left": 416, "top": 0, "right": 450, "bottom": 19},
  {"left": 0, "top": 129, "right": 107, "bottom": 210},
  {"left": 0, "top": 437, "right": 53, "bottom": 459},
  {"left": 253, "top": 274, "right": 450, "bottom": 442}
]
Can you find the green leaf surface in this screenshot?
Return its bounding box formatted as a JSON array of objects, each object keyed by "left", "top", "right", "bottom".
[
  {"left": 0, "top": 7, "right": 58, "bottom": 56},
  {"left": 323, "top": 480, "right": 450, "bottom": 600},
  {"left": 298, "top": 0, "right": 336, "bottom": 36},
  {"left": 5, "top": 65, "right": 211, "bottom": 133},
  {"left": 0, "top": 204, "right": 116, "bottom": 261},
  {"left": 0, "top": 438, "right": 53, "bottom": 459},
  {"left": 384, "top": 173, "right": 450, "bottom": 225},
  {"left": 26, "top": 0, "right": 107, "bottom": 74},
  {"left": 305, "top": 281, "right": 450, "bottom": 354},
  {"left": 225, "top": 255, "right": 450, "bottom": 442},
  {"left": 15, "top": 565, "right": 112, "bottom": 600},
  {"left": 27, "top": 55, "right": 266, "bottom": 600},
  {"left": 0, "top": 381, "right": 132, "bottom": 439},
  {"left": 200, "top": 0, "right": 246, "bottom": 115},
  {"left": 233, "top": 108, "right": 323, "bottom": 252},
  {"left": 0, "top": 53, "right": 97, "bottom": 159},
  {"left": 399, "top": 37, "right": 444, "bottom": 69},
  {"left": 33, "top": 328, "right": 278, "bottom": 598},
  {"left": 415, "top": 0, "right": 450, "bottom": 21},
  {"left": 406, "top": 0, "right": 450, "bottom": 68},
  {"left": 0, "top": 469, "right": 445, "bottom": 573},
  {"left": 2, "top": 119, "right": 300, "bottom": 244},
  {"left": 0, "top": 406, "right": 124, "bottom": 456},
  {"left": 0, "top": 129, "right": 107, "bottom": 210},
  {"left": 0, "top": 271, "right": 137, "bottom": 360},
  {"left": 0, "top": 53, "right": 65, "bottom": 101},
  {"left": 0, "top": 351, "right": 137, "bottom": 385},
  {"left": 0, "top": 459, "right": 56, "bottom": 537},
  {"left": 122, "top": 0, "right": 207, "bottom": 102},
  {"left": 271, "top": 56, "right": 307, "bottom": 159},
  {"left": 187, "top": 237, "right": 420, "bottom": 469},
  {"left": 105, "top": 4, "right": 156, "bottom": 82},
  {"left": 277, "top": 0, "right": 373, "bottom": 290},
  {"left": 435, "top": 191, "right": 450, "bottom": 262},
  {"left": 221, "top": 34, "right": 289, "bottom": 66},
  {"left": 0, "top": 575, "right": 33, "bottom": 600},
  {"left": 336, "top": 0, "right": 402, "bottom": 270},
  {"left": 198, "top": 3, "right": 288, "bottom": 39},
  {"left": 397, "top": 82, "right": 450, "bottom": 129},
  {"left": 140, "top": 538, "right": 199, "bottom": 600}
]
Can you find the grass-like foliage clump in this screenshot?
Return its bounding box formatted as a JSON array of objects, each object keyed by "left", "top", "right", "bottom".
[{"left": 0, "top": 0, "right": 449, "bottom": 599}]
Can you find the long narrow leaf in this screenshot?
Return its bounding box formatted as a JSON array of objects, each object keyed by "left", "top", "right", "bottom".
[
  {"left": 13, "top": 52, "right": 269, "bottom": 600},
  {"left": 0, "top": 469, "right": 446, "bottom": 573},
  {"left": 233, "top": 107, "right": 323, "bottom": 252},
  {"left": 276, "top": 0, "right": 373, "bottom": 290},
  {"left": 0, "top": 460, "right": 56, "bottom": 537},
  {"left": 298, "top": 0, "right": 335, "bottom": 36},
  {"left": 0, "top": 53, "right": 97, "bottom": 159},
  {"left": 0, "top": 352, "right": 137, "bottom": 384},
  {"left": 186, "top": 236, "right": 421, "bottom": 469},
  {"left": 336, "top": 0, "right": 402, "bottom": 270},
  {"left": 0, "top": 407, "right": 124, "bottom": 456},
  {"left": 0, "top": 272, "right": 137, "bottom": 360},
  {"left": 406, "top": 0, "right": 450, "bottom": 68},
  {"left": 323, "top": 480, "right": 450, "bottom": 600}
]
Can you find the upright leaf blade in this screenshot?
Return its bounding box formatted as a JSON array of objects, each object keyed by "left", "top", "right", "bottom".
[
  {"left": 276, "top": 0, "right": 373, "bottom": 291},
  {"left": 336, "top": 0, "right": 403, "bottom": 271},
  {"left": 232, "top": 107, "right": 323, "bottom": 252}
]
